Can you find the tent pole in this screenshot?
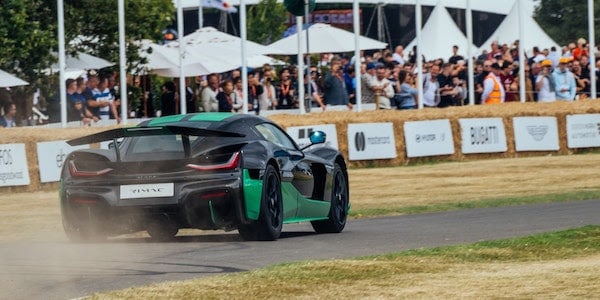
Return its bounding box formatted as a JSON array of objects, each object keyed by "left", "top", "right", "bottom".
[
  {"left": 518, "top": 1, "right": 526, "bottom": 103},
  {"left": 353, "top": 0, "right": 361, "bottom": 112},
  {"left": 416, "top": 1, "right": 424, "bottom": 109},
  {"left": 588, "top": 0, "right": 596, "bottom": 99},
  {"left": 466, "top": 0, "right": 475, "bottom": 105}
]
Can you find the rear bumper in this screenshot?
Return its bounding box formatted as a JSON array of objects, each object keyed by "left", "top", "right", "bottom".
[{"left": 61, "top": 173, "right": 249, "bottom": 232}]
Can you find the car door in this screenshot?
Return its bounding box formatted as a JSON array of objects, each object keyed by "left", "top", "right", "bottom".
[{"left": 254, "top": 123, "right": 315, "bottom": 218}]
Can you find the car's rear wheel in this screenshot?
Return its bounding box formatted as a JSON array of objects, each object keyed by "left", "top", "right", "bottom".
[
  {"left": 62, "top": 208, "right": 107, "bottom": 242},
  {"left": 238, "top": 164, "right": 283, "bottom": 241},
  {"left": 312, "top": 162, "right": 349, "bottom": 233},
  {"left": 146, "top": 218, "right": 179, "bottom": 241}
]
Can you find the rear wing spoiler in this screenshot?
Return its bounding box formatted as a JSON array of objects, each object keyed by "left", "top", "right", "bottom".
[{"left": 67, "top": 125, "right": 245, "bottom": 146}]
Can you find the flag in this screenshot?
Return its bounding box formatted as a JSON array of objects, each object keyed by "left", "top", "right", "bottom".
[{"left": 203, "top": 0, "right": 237, "bottom": 13}]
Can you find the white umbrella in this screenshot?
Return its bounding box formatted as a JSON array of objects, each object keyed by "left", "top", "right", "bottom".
[
  {"left": 50, "top": 52, "right": 114, "bottom": 71},
  {"left": 141, "top": 41, "right": 240, "bottom": 77},
  {"left": 0, "top": 69, "right": 29, "bottom": 88},
  {"left": 266, "top": 23, "right": 388, "bottom": 54},
  {"left": 183, "top": 26, "right": 269, "bottom": 55}
]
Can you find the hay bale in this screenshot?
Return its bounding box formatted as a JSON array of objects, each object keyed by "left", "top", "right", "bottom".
[{"left": 3, "top": 100, "right": 600, "bottom": 192}]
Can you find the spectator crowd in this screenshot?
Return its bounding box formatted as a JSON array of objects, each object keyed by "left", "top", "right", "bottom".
[{"left": 1, "top": 37, "right": 599, "bottom": 127}]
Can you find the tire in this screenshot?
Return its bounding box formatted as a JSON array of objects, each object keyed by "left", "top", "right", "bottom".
[
  {"left": 147, "top": 218, "right": 179, "bottom": 241},
  {"left": 312, "top": 162, "right": 349, "bottom": 233},
  {"left": 62, "top": 208, "right": 107, "bottom": 242},
  {"left": 238, "top": 164, "right": 283, "bottom": 241}
]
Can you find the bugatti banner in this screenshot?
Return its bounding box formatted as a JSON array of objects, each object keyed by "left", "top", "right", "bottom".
[
  {"left": 404, "top": 119, "right": 454, "bottom": 157},
  {"left": 513, "top": 117, "right": 559, "bottom": 151},
  {"left": 566, "top": 114, "right": 600, "bottom": 148},
  {"left": 286, "top": 124, "right": 339, "bottom": 149},
  {"left": 459, "top": 118, "right": 507, "bottom": 154},
  {"left": 347, "top": 123, "right": 396, "bottom": 161},
  {"left": 36, "top": 141, "right": 90, "bottom": 183},
  {"left": 0, "top": 143, "right": 30, "bottom": 187}
]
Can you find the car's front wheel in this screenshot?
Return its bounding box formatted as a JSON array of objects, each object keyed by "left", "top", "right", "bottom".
[
  {"left": 312, "top": 162, "right": 349, "bottom": 233},
  {"left": 238, "top": 164, "right": 283, "bottom": 241}
]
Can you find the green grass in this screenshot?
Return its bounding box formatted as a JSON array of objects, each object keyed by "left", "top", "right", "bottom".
[
  {"left": 373, "top": 225, "right": 600, "bottom": 263},
  {"left": 349, "top": 189, "right": 600, "bottom": 217},
  {"left": 90, "top": 226, "right": 600, "bottom": 299}
]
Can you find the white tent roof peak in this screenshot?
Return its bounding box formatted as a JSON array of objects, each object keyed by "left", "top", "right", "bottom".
[
  {"left": 406, "top": 2, "right": 476, "bottom": 61},
  {"left": 479, "top": 1, "right": 559, "bottom": 56}
]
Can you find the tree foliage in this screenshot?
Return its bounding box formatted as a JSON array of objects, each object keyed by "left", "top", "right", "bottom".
[
  {"left": 534, "top": 0, "right": 600, "bottom": 46},
  {"left": 247, "top": 0, "right": 288, "bottom": 45},
  {"left": 0, "top": 0, "right": 56, "bottom": 83},
  {"left": 60, "top": 0, "right": 175, "bottom": 71}
]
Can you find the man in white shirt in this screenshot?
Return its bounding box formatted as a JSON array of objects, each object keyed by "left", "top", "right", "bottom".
[
  {"left": 201, "top": 74, "right": 220, "bottom": 112},
  {"left": 422, "top": 64, "right": 440, "bottom": 107},
  {"left": 369, "top": 63, "right": 395, "bottom": 109},
  {"left": 392, "top": 45, "right": 405, "bottom": 65}
]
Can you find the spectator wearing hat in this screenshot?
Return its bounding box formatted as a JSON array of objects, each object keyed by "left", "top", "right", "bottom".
[
  {"left": 481, "top": 62, "right": 505, "bottom": 104},
  {"left": 360, "top": 61, "right": 376, "bottom": 104},
  {"left": 552, "top": 57, "right": 577, "bottom": 101},
  {"left": 536, "top": 59, "right": 556, "bottom": 102},
  {"left": 369, "top": 62, "right": 395, "bottom": 109}
]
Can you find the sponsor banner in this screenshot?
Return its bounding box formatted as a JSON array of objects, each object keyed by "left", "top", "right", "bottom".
[
  {"left": 347, "top": 123, "right": 396, "bottom": 160},
  {"left": 36, "top": 141, "right": 90, "bottom": 183},
  {"left": 513, "top": 117, "right": 560, "bottom": 151},
  {"left": 0, "top": 143, "right": 30, "bottom": 187},
  {"left": 459, "top": 118, "right": 507, "bottom": 154},
  {"left": 404, "top": 119, "right": 454, "bottom": 157},
  {"left": 566, "top": 114, "right": 600, "bottom": 148},
  {"left": 286, "top": 124, "right": 339, "bottom": 150}
]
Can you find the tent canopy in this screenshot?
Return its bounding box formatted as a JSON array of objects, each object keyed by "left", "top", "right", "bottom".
[
  {"left": 478, "top": 1, "right": 559, "bottom": 55},
  {"left": 0, "top": 69, "right": 29, "bottom": 88},
  {"left": 266, "top": 23, "right": 387, "bottom": 54},
  {"left": 406, "top": 3, "right": 476, "bottom": 62}
]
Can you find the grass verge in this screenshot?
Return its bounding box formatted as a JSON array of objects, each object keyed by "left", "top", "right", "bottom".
[
  {"left": 89, "top": 226, "right": 600, "bottom": 299},
  {"left": 350, "top": 189, "right": 600, "bottom": 217}
]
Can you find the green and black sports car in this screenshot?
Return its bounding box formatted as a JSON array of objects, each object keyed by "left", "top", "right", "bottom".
[{"left": 60, "top": 113, "right": 349, "bottom": 241}]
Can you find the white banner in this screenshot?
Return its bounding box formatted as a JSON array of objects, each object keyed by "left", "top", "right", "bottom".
[
  {"left": 36, "top": 141, "right": 90, "bottom": 183},
  {"left": 286, "top": 124, "right": 339, "bottom": 150},
  {"left": 566, "top": 114, "right": 600, "bottom": 148},
  {"left": 0, "top": 143, "right": 30, "bottom": 187},
  {"left": 513, "top": 117, "right": 559, "bottom": 151},
  {"left": 347, "top": 123, "right": 396, "bottom": 160},
  {"left": 404, "top": 119, "right": 454, "bottom": 157},
  {"left": 459, "top": 118, "right": 507, "bottom": 154}
]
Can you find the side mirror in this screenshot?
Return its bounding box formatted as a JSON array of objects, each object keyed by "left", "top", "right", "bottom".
[
  {"left": 309, "top": 131, "right": 326, "bottom": 145},
  {"left": 302, "top": 131, "right": 326, "bottom": 150}
]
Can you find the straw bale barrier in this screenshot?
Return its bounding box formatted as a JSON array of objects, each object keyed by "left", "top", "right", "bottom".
[{"left": 2, "top": 100, "right": 600, "bottom": 192}]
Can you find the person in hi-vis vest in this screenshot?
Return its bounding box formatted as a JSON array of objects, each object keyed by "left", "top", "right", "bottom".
[{"left": 481, "top": 62, "right": 505, "bottom": 104}]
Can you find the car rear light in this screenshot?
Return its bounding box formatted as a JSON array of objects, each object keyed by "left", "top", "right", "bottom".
[
  {"left": 68, "top": 160, "right": 113, "bottom": 177},
  {"left": 200, "top": 190, "right": 228, "bottom": 200},
  {"left": 186, "top": 152, "right": 240, "bottom": 171}
]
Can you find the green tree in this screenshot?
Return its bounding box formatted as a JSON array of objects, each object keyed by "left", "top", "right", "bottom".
[
  {"left": 247, "top": 0, "right": 288, "bottom": 45},
  {"left": 534, "top": 0, "right": 600, "bottom": 46},
  {"left": 61, "top": 0, "right": 174, "bottom": 72},
  {"left": 0, "top": 0, "right": 56, "bottom": 83}
]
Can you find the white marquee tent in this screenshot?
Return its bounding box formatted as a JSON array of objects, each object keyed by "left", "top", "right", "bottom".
[
  {"left": 479, "top": 1, "right": 560, "bottom": 55},
  {"left": 405, "top": 3, "right": 476, "bottom": 62}
]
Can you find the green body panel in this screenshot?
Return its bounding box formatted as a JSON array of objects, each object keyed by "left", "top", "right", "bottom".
[
  {"left": 147, "top": 114, "right": 187, "bottom": 126},
  {"left": 189, "top": 112, "right": 235, "bottom": 122},
  {"left": 243, "top": 169, "right": 262, "bottom": 221},
  {"left": 242, "top": 169, "right": 331, "bottom": 223}
]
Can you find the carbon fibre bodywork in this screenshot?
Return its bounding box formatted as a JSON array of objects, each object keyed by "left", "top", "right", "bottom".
[{"left": 60, "top": 113, "right": 349, "bottom": 241}]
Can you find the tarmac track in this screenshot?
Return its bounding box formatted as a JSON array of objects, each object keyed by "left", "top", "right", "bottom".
[{"left": 0, "top": 199, "right": 598, "bottom": 299}]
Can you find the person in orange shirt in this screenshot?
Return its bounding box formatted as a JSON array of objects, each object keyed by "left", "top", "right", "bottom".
[
  {"left": 572, "top": 38, "right": 588, "bottom": 61},
  {"left": 481, "top": 63, "right": 505, "bottom": 104}
]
